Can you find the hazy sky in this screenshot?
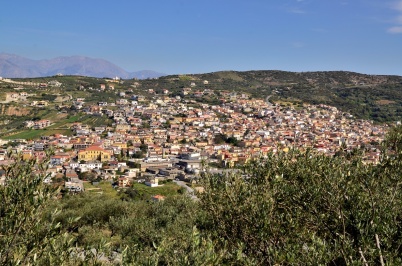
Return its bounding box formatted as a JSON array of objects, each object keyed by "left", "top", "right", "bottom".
[{"left": 1, "top": 0, "right": 401, "bottom": 75}]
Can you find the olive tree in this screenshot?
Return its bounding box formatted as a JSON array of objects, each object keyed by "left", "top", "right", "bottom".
[
  {"left": 0, "top": 154, "right": 76, "bottom": 265},
  {"left": 199, "top": 148, "right": 402, "bottom": 265}
]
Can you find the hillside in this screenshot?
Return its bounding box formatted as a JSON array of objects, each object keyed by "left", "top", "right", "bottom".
[
  {"left": 2, "top": 70, "right": 402, "bottom": 264},
  {"left": 133, "top": 70, "right": 402, "bottom": 122},
  {"left": 1, "top": 70, "right": 402, "bottom": 123}
]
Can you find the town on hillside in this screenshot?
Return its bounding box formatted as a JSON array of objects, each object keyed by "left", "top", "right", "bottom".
[{"left": 0, "top": 77, "right": 389, "bottom": 193}]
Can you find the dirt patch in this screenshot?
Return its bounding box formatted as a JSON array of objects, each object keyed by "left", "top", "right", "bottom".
[
  {"left": 376, "top": 100, "right": 396, "bottom": 105},
  {"left": 54, "top": 95, "right": 71, "bottom": 102},
  {"left": 2, "top": 106, "right": 30, "bottom": 116},
  {"left": 47, "top": 113, "right": 68, "bottom": 123}
]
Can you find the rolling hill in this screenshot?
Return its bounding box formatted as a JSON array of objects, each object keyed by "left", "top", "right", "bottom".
[
  {"left": 1, "top": 69, "right": 402, "bottom": 123},
  {"left": 134, "top": 70, "right": 402, "bottom": 122}
]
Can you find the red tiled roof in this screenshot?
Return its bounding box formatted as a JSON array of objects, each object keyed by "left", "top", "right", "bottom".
[{"left": 85, "top": 145, "right": 105, "bottom": 151}]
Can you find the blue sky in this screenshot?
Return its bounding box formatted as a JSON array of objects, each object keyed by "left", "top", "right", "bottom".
[{"left": 1, "top": 0, "right": 401, "bottom": 75}]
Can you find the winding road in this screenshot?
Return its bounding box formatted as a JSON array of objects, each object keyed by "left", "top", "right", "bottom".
[{"left": 173, "top": 180, "right": 198, "bottom": 200}]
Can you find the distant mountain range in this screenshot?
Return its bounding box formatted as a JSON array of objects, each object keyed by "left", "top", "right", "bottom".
[{"left": 0, "top": 53, "right": 165, "bottom": 79}]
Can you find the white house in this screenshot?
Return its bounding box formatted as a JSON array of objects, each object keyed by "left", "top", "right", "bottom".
[
  {"left": 50, "top": 154, "right": 70, "bottom": 165},
  {"left": 79, "top": 160, "right": 102, "bottom": 170},
  {"left": 65, "top": 178, "right": 84, "bottom": 192},
  {"left": 145, "top": 177, "right": 159, "bottom": 187}
]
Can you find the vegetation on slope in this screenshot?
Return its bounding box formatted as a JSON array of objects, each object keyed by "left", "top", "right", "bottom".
[
  {"left": 2, "top": 127, "right": 402, "bottom": 264},
  {"left": 134, "top": 70, "right": 402, "bottom": 122},
  {"left": 2, "top": 70, "right": 402, "bottom": 124}
]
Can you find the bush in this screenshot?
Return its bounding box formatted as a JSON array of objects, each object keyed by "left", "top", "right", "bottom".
[
  {"left": 0, "top": 155, "right": 75, "bottom": 265},
  {"left": 199, "top": 148, "right": 402, "bottom": 264}
]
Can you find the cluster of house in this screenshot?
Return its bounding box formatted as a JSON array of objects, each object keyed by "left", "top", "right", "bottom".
[
  {"left": 24, "top": 119, "right": 51, "bottom": 129},
  {"left": 76, "top": 89, "right": 387, "bottom": 165},
  {"left": 0, "top": 87, "right": 389, "bottom": 192},
  {"left": 5, "top": 91, "right": 28, "bottom": 101}
]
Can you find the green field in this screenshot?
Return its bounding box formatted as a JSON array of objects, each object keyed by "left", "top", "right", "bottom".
[
  {"left": 47, "top": 115, "right": 81, "bottom": 129},
  {"left": 83, "top": 181, "right": 118, "bottom": 198},
  {"left": 1, "top": 113, "right": 111, "bottom": 140},
  {"left": 81, "top": 181, "right": 181, "bottom": 199},
  {"left": 2, "top": 129, "right": 73, "bottom": 140},
  {"left": 132, "top": 182, "right": 182, "bottom": 197},
  {"left": 81, "top": 116, "right": 111, "bottom": 127}
]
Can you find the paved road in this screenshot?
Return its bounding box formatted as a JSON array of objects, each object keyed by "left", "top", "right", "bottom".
[
  {"left": 265, "top": 94, "right": 273, "bottom": 106},
  {"left": 173, "top": 180, "right": 198, "bottom": 200}
]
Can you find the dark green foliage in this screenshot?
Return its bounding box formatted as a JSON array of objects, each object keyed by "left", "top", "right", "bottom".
[
  {"left": 213, "top": 133, "right": 226, "bottom": 144},
  {"left": 54, "top": 193, "right": 225, "bottom": 264},
  {"left": 139, "top": 143, "right": 148, "bottom": 153},
  {"left": 132, "top": 151, "right": 145, "bottom": 158},
  {"left": 40, "top": 93, "right": 57, "bottom": 101},
  {"left": 199, "top": 148, "right": 402, "bottom": 264},
  {"left": 0, "top": 155, "right": 75, "bottom": 265},
  {"left": 127, "top": 161, "right": 141, "bottom": 168},
  {"left": 119, "top": 187, "right": 141, "bottom": 201},
  {"left": 226, "top": 136, "right": 238, "bottom": 146},
  {"left": 384, "top": 124, "right": 402, "bottom": 152}
]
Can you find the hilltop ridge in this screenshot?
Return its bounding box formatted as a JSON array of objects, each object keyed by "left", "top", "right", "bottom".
[
  {"left": 1, "top": 69, "right": 402, "bottom": 122},
  {"left": 136, "top": 70, "right": 402, "bottom": 122}
]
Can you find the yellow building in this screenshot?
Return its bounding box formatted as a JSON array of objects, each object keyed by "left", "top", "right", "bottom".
[
  {"left": 78, "top": 145, "right": 111, "bottom": 162},
  {"left": 115, "top": 124, "right": 131, "bottom": 133},
  {"left": 142, "top": 135, "right": 154, "bottom": 144},
  {"left": 132, "top": 136, "right": 141, "bottom": 144},
  {"left": 113, "top": 142, "right": 127, "bottom": 149},
  {"left": 22, "top": 150, "right": 33, "bottom": 160}
]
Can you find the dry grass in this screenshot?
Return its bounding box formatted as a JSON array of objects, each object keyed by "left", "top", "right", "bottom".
[{"left": 376, "top": 100, "right": 396, "bottom": 105}]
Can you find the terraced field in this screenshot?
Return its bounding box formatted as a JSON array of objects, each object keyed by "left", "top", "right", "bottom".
[
  {"left": 2, "top": 129, "right": 72, "bottom": 140},
  {"left": 2, "top": 114, "right": 111, "bottom": 140}
]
